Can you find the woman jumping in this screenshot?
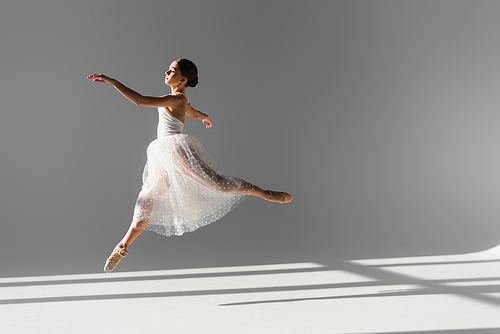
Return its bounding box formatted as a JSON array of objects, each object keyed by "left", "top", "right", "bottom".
[{"left": 88, "top": 58, "right": 292, "bottom": 273}]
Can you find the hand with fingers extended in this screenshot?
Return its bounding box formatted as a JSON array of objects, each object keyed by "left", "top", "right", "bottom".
[{"left": 87, "top": 74, "right": 116, "bottom": 84}]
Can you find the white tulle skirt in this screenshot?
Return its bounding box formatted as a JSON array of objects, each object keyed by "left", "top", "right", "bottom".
[{"left": 133, "top": 134, "right": 253, "bottom": 237}]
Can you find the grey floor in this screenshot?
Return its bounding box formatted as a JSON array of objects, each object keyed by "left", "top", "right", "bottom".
[{"left": 2, "top": 246, "right": 500, "bottom": 334}]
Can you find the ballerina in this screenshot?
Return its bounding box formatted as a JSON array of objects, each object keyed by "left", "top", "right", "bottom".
[{"left": 88, "top": 58, "right": 292, "bottom": 273}]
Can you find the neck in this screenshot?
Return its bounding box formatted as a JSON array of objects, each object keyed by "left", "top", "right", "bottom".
[{"left": 170, "top": 85, "right": 186, "bottom": 95}]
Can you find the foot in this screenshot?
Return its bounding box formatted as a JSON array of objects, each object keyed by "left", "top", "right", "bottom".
[
  {"left": 104, "top": 244, "right": 128, "bottom": 273},
  {"left": 265, "top": 190, "right": 292, "bottom": 203}
]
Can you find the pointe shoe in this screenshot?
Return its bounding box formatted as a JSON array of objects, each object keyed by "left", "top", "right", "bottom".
[
  {"left": 266, "top": 190, "right": 292, "bottom": 203},
  {"left": 104, "top": 245, "right": 128, "bottom": 273}
]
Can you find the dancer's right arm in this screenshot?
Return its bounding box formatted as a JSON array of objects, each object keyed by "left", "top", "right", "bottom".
[{"left": 87, "top": 74, "right": 178, "bottom": 108}]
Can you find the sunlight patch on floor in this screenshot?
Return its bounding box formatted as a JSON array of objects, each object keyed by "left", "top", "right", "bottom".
[{"left": 2, "top": 248, "right": 500, "bottom": 334}]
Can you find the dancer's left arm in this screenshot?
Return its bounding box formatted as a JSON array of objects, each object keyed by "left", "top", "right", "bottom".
[{"left": 186, "top": 104, "right": 213, "bottom": 128}]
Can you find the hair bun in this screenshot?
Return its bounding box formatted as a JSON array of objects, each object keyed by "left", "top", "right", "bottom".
[
  {"left": 188, "top": 76, "right": 199, "bottom": 87},
  {"left": 176, "top": 58, "right": 199, "bottom": 88}
]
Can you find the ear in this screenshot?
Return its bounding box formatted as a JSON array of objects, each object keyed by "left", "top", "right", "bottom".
[{"left": 180, "top": 76, "right": 188, "bottom": 84}]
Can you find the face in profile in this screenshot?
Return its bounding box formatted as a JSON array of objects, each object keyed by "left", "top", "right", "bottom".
[{"left": 164, "top": 61, "right": 186, "bottom": 87}]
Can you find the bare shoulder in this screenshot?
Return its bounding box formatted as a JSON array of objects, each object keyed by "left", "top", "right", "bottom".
[
  {"left": 164, "top": 94, "right": 188, "bottom": 121},
  {"left": 171, "top": 93, "right": 189, "bottom": 109},
  {"left": 132, "top": 93, "right": 185, "bottom": 108},
  {"left": 147, "top": 93, "right": 183, "bottom": 108}
]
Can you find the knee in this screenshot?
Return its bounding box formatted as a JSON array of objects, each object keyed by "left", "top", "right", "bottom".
[
  {"left": 133, "top": 198, "right": 154, "bottom": 225},
  {"left": 136, "top": 195, "right": 156, "bottom": 209},
  {"left": 132, "top": 219, "right": 148, "bottom": 230}
]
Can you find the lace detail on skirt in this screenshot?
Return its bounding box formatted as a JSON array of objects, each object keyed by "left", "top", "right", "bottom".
[{"left": 132, "top": 134, "right": 253, "bottom": 236}]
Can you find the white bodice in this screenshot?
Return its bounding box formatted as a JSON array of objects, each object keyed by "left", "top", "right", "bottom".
[
  {"left": 157, "top": 107, "right": 184, "bottom": 138},
  {"left": 157, "top": 93, "right": 189, "bottom": 138}
]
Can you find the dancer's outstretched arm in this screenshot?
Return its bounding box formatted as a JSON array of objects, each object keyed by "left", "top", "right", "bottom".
[
  {"left": 186, "top": 104, "right": 212, "bottom": 128},
  {"left": 87, "top": 74, "right": 183, "bottom": 109}
]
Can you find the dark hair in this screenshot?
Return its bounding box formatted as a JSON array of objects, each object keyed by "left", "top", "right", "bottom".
[{"left": 176, "top": 58, "right": 198, "bottom": 88}]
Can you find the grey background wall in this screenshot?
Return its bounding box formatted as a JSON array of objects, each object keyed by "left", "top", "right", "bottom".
[{"left": 1, "top": 0, "right": 500, "bottom": 277}]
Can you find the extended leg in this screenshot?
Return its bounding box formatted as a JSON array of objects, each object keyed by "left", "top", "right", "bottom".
[{"left": 175, "top": 147, "right": 292, "bottom": 203}]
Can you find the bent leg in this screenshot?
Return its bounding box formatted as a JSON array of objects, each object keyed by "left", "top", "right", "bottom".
[
  {"left": 119, "top": 195, "right": 155, "bottom": 250},
  {"left": 114, "top": 166, "right": 168, "bottom": 251},
  {"left": 104, "top": 173, "right": 165, "bottom": 272}
]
